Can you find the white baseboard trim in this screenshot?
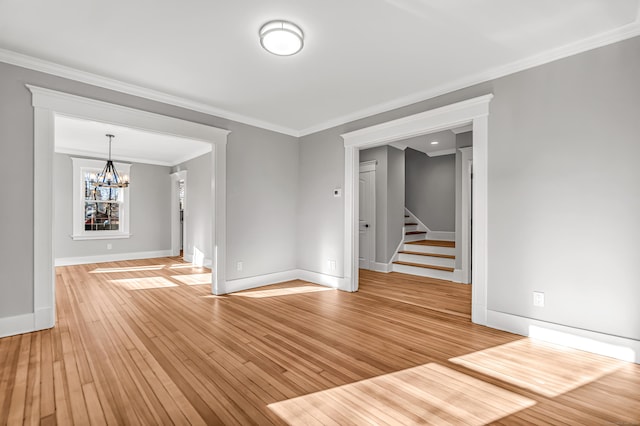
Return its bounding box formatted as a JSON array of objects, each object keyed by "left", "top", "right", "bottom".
[
  {"left": 297, "top": 269, "right": 346, "bottom": 290},
  {"left": 0, "top": 312, "right": 35, "bottom": 338},
  {"left": 182, "top": 253, "right": 212, "bottom": 268},
  {"left": 55, "top": 250, "right": 173, "bottom": 266},
  {"left": 224, "top": 270, "right": 300, "bottom": 294},
  {"left": 0, "top": 306, "right": 55, "bottom": 339},
  {"left": 487, "top": 310, "right": 640, "bottom": 364},
  {"left": 426, "top": 231, "right": 455, "bottom": 241},
  {"left": 452, "top": 269, "right": 462, "bottom": 283},
  {"left": 373, "top": 262, "right": 392, "bottom": 273},
  {"left": 224, "top": 269, "right": 347, "bottom": 294}
]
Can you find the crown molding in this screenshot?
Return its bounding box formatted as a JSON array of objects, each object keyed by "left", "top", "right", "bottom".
[
  {"left": 3, "top": 17, "right": 639, "bottom": 139},
  {"left": 55, "top": 143, "right": 212, "bottom": 167},
  {"left": 299, "top": 20, "right": 640, "bottom": 137},
  {"left": 0, "top": 48, "right": 300, "bottom": 137}
]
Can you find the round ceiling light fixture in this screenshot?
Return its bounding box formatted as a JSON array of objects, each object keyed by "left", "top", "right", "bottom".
[{"left": 259, "top": 20, "right": 304, "bottom": 56}]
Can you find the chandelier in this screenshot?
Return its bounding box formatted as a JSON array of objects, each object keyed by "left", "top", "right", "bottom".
[{"left": 90, "top": 134, "right": 129, "bottom": 188}]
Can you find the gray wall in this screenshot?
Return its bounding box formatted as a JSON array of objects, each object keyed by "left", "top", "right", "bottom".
[
  {"left": 0, "top": 60, "right": 298, "bottom": 319},
  {"left": 386, "top": 146, "right": 405, "bottom": 260},
  {"left": 360, "top": 146, "right": 388, "bottom": 263},
  {"left": 405, "top": 149, "right": 456, "bottom": 232},
  {"left": 54, "top": 153, "right": 172, "bottom": 258},
  {"left": 298, "top": 36, "right": 640, "bottom": 341},
  {"left": 173, "top": 153, "right": 211, "bottom": 263},
  {"left": 359, "top": 145, "right": 405, "bottom": 263},
  {"left": 455, "top": 132, "right": 473, "bottom": 269}
]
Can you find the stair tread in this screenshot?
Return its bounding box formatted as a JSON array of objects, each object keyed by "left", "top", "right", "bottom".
[
  {"left": 398, "top": 251, "right": 455, "bottom": 259},
  {"left": 405, "top": 231, "right": 427, "bottom": 235},
  {"left": 406, "top": 239, "right": 455, "bottom": 248},
  {"left": 393, "top": 261, "right": 454, "bottom": 272},
  {"left": 404, "top": 222, "right": 418, "bottom": 226},
  {"left": 404, "top": 215, "right": 410, "bottom": 217}
]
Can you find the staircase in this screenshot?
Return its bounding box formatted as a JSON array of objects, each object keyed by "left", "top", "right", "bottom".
[{"left": 392, "top": 212, "right": 455, "bottom": 281}]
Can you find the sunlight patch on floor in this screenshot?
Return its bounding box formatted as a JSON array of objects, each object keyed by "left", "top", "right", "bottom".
[
  {"left": 110, "top": 277, "right": 178, "bottom": 290},
  {"left": 268, "top": 363, "right": 534, "bottom": 425},
  {"left": 90, "top": 265, "right": 165, "bottom": 273},
  {"left": 168, "top": 263, "right": 206, "bottom": 270},
  {"left": 233, "top": 285, "right": 333, "bottom": 298},
  {"left": 450, "top": 339, "right": 626, "bottom": 398},
  {"left": 170, "top": 273, "right": 212, "bottom": 285}
]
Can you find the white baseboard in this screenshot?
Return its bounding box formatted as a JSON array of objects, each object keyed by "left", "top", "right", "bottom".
[
  {"left": 0, "top": 307, "right": 55, "bottom": 339},
  {"left": 373, "top": 262, "right": 392, "bottom": 273},
  {"left": 297, "top": 269, "right": 347, "bottom": 290},
  {"left": 224, "top": 270, "right": 300, "bottom": 294},
  {"left": 452, "top": 269, "right": 463, "bottom": 283},
  {"left": 426, "top": 231, "right": 455, "bottom": 241},
  {"left": 487, "top": 310, "right": 640, "bottom": 364},
  {"left": 55, "top": 250, "right": 173, "bottom": 266},
  {"left": 224, "top": 269, "right": 347, "bottom": 294}
]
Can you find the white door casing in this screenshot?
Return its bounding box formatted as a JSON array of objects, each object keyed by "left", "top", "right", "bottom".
[
  {"left": 341, "top": 94, "right": 493, "bottom": 325},
  {"left": 29, "top": 86, "right": 230, "bottom": 335},
  {"left": 459, "top": 147, "right": 472, "bottom": 284},
  {"left": 358, "top": 161, "right": 376, "bottom": 270}
]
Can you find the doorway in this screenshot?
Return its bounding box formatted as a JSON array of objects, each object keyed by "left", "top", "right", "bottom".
[
  {"left": 30, "top": 86, "right": 229, "bottom": 333},
  {"left": 359, "top": 161, "right": 376, "bottom": 270},
  {"left": 341, "top": 94, "right": 493, "bottom": 326},
  {"left": 171, "top": 171, "right": 188, "bottom": 258}
]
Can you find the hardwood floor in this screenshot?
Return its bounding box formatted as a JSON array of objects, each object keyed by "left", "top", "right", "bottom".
[{"left": 1, "top": 257, "right": 639, "bottom": 425}]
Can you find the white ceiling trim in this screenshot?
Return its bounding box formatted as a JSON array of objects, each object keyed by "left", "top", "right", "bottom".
[
  {"left": 55, "top": 144, "right": 212, "bottom": 167},
  {"left": 451, "top": 125, "right": 473, "bottom": 135},
  {"left": 298, "top": 20, "right": 640, "bottom": 136},
  {"left": 0, "top": 48, "right": 299, "bottom": 137},
  {"left": 3, "top": 17, "right": 638, "bottom": 139},
  {"left": 426, "top": 148, "right": 456, "bottom": 157}
]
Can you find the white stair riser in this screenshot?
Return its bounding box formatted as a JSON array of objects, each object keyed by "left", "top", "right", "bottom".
[
  {"left": 403, "top": 244, "right": 455, "bottom": 256},
  {"left": 404, "top": 233, "right": 427, "bottom": 242},
  {"left": 397, "top": 253, "right": 455, "bottom": 268},
  {"left": 392, "top": 264, "right": 454, "bottom": 281},
  {"left": 404, "top": 224, "right": 419, "bottom": 232}
]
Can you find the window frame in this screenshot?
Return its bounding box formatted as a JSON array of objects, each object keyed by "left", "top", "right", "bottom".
[{"left": 71, "top": 157, "right": 131, "bottom": 240}]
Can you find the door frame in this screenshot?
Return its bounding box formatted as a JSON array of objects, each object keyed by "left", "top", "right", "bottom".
[
  {"left": 29, "top": 85, "right": 230, "bottom": 333},
  {"left": 170, "top": 170, "right": 187, "bottom": 257},
  {"left": 341, "top": 94, "right": 492, "bottom": 326},
  {"left": 358, "top": 160, "right": 377, "bottom": 270}
]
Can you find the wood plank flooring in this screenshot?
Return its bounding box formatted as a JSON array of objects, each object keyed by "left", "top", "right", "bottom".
[{"left": 1, "top": 257, "right": 639, "bottom": 425}]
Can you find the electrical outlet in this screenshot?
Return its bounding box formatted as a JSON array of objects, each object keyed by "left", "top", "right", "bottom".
[
  {"left": 533, "top": 291, "right": 545, "bottom": 307},
  {"left": 236, "top": 261, "right": 243, "bottom": 272},
  {"left": 106, "top": 243, "right": 112, "bottom": 250},
  {"left": 328, "top": 260, "right": 336, "bottom": 271}
]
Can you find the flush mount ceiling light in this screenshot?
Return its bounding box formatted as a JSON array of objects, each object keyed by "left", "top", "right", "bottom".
[
  {"left": 430, "top": 141, "right": 439, "bottom": 145},
  {"left": 259, "top": 20, "right": 304, "bottom": 56}
]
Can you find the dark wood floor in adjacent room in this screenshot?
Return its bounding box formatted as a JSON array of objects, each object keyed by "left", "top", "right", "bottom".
[{"left": 1, "top": 257, "right": 639, "bottom": 425}]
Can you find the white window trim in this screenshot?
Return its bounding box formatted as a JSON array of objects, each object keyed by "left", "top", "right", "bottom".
[{"left": 71, "top": 157, "right": 131, "bottom": 240}]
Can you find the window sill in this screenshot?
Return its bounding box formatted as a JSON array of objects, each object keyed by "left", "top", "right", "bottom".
[{"left": 71, "top": 233, "right": 132, "bottom": 241}]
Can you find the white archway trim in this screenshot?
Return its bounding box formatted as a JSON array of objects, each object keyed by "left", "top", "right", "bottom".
[
  {"left": 341, "top": 94, "right": 493, "bottom": 325},
  {"left": 28, "top": 85, "right": 229, "bottom": 332}
]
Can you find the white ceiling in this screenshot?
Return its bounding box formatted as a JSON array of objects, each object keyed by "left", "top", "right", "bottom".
[
  {"left": 54, "top": 115, "right": 211, "bottom": 166},
  {"left": 394, "top": 130, "right": 457, "bottom": 157},
  {"left": 2, "top": 1, "right": 639, "bottom": 136}
]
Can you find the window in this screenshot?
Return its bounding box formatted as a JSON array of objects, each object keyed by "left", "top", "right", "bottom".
[{"left": 72, "top": 158, "right": 131, "bottom": 240}]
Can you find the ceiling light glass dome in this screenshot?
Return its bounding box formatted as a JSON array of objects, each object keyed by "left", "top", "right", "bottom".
[{"left": 259, "top": 20, "right": 304, "bottom": 56}]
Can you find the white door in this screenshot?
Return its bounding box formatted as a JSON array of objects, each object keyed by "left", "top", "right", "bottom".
[{"left": 359, "top": 168, "right": 375, "bottom": 270}]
